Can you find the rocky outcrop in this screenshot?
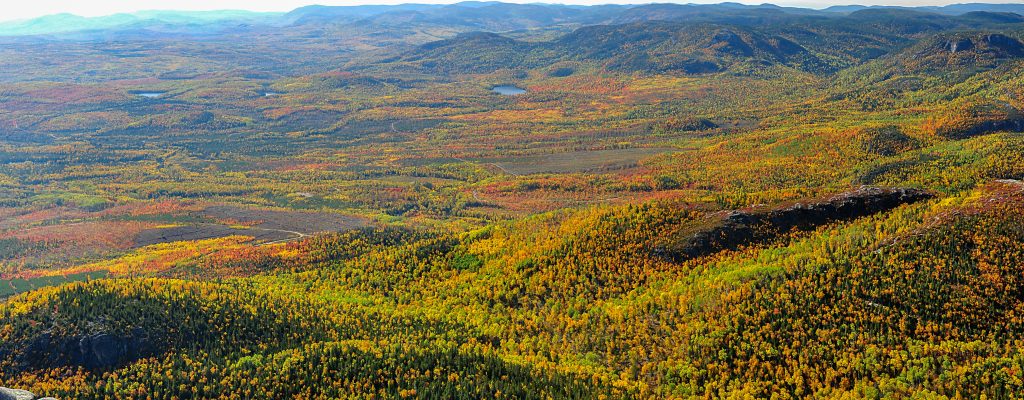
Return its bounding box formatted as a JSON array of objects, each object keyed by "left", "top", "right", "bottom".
[
  {"left": 0, "top": 388, "right": 36, "bottom": 400},
  {"left": 0, "top": 388, "right": 56, "bottom": 400},
  {"left": 944, "top": 37, "right": 974, "bottom": 53},
  {"left": 23, "top": 327, "right": 154, "bottom": 371},
  {"left": 892, "top": 32, "right": 1024, "bottom": 72},
  {"left": 659, "top": 187, "right": 933, "bottom": 262},
  {"left": 936, "top": 33, "right": 1024, "bottom": 56},
  {"left": 982, "top": 33, "right": 1024, "bottom": 56}
]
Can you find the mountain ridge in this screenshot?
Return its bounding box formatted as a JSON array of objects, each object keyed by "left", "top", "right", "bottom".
[{"left": 4, "top": 2, "right": 1024, "bottom": 37}]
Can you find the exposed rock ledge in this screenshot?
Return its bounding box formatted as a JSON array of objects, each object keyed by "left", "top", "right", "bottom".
[
  {"left": 658, "top": 186, "right": 933, "bottom": 261},
  {"left": 22, "top": 327, "right": 155, "bottom": 372},
  {"left": 0, "top": 387, "right": 55, "bottom": 400}
]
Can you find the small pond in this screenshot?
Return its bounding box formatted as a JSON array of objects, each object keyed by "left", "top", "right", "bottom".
[
  {"left": 492, "top": 85, "right": 526, "bottom": 95},
  {"left": 135, "top": 92, "right": 166, "bottom": 98}
]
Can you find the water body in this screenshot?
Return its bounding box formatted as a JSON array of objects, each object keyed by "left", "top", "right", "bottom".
[
  {"left": 262, "top": 91, "right": 281, "bottom": 97},
  {"left": 492, "top": 85, "right": 526, "bottom": 95},
  {"left": 135, "top": 92, "right": 166, "bottom": 98}
]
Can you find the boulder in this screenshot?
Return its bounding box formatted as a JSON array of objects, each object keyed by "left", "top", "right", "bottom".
[{"left": 0, "top": 387, "right": 35, "bottom": 400}]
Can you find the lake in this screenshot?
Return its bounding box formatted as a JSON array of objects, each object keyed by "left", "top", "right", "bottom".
[
  {"left": 492, "top": 85, "right": 527, "bottom": 95},
  {"left": 135, "top": 92, "right": 166, "bottom": 98}
]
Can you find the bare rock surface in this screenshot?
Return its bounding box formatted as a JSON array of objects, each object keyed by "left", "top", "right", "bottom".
[
  {"left": 659, "top": 187, "right": 933, "bottom": 261},
  {"left": 0, "top": 388, "right": 35, "bottom": 400}
]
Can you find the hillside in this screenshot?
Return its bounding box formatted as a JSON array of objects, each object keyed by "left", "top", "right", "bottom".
[
  {"left": 364, "top": 21, "right": 833, "bottom": 75},
  {"left": 363, "top": 8, "right": 1024, "bottom": 77},
  {"left": 558, "top": 22, "right": 831, "bottom": 74}
]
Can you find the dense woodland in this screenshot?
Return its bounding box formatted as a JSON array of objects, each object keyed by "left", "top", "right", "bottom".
[{"left": 2, "top": 2, "right": 1024, "bottom": 398}]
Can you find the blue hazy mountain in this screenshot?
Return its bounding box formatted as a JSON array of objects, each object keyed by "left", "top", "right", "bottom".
[
  {"left": 0, "top": 10, "right": 280, "bottom": 36},
  {"left": 3, "top": 2, "right": 1023, "bottom": 37}
]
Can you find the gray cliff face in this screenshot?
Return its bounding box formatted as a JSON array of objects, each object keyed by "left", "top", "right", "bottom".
[{"left": 23, "top": 327, "right": 154, "bottom": 371}]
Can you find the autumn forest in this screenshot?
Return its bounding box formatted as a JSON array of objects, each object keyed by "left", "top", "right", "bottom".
[{"left": 2, "top": 1, "right": 1024, "bottom": 399}]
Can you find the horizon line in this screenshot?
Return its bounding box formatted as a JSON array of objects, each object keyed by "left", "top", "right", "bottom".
[{"left": 0, "top": 1, "right": 1016, "bottom": 24}]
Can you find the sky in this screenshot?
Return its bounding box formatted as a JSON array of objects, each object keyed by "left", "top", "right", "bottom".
[{"left": 3, "top": 0, "right": 1023, "bottom": 22}]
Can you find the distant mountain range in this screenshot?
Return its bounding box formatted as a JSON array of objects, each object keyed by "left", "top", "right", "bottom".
[
  {"left": 328, "top": 2, "right": 1024, "bottom": 77},
  {"left": 824, "top": 3, "right": 1024, "bottom": 15},
  {"left": 3, "top": 2, "right": 1024, "bottom": 37},
  {"left": 0, "top": 10, "right": 281, "bottom": 36}
]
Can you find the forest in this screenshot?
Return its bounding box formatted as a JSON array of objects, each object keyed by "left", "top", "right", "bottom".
[{"left": 2, "top": 1, "right": 1024, "bottom": 398}]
